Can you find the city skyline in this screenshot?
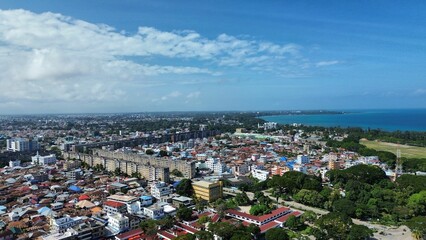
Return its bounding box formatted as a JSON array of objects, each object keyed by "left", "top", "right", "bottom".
[{"left": 0, "top": 0, "right": 425, "bottom": 114}]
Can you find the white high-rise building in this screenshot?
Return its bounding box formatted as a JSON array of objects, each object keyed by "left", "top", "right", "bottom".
[
  {"left": 106, "top": 213, "right": 129, "bottom": 235},
  {"left": 206, "top": 158, "right": 226, "bottom": 174},
  {"left": 7, "top": 138, "right": 39, "bottom": 152},
  {"left": 150, "top": 182, "right": 171, "bottom": 200},
  {"left": 32, "top": 152, "right": 57, "bottom": 165}
]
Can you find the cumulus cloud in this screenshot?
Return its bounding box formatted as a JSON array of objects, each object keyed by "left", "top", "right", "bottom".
[{"left": 0, "top": 9, "right": 322, "bottom": 111}]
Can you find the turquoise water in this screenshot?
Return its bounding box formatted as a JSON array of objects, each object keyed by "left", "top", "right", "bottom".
[{"left": 260, "top": 109, "right": 426, "bottom": 132}]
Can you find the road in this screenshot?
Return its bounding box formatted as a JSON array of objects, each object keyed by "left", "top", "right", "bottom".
[{"left": 223, "top": 187, "right": 413, "bottom": 239}]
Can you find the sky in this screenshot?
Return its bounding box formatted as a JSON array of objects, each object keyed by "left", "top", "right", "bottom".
[{"left": 0, "top": 0, "right": 425, "bottom": 114}]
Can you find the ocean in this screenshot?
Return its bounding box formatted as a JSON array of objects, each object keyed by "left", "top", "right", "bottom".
[{"left": 260, "top": 109, "right": 426, "bottom": 132}]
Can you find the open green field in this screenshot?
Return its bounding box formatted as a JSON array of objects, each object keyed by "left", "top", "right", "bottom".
[{"left": 360, "top": 139, "right": 426, "bottom": 159}]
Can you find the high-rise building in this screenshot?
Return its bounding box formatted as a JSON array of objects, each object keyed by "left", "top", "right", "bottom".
[
  {"left": 7, "top": 138, "right": 39, "bottom": 152},
  {"left": 192, "top": 180, "right": 223, "bottom": 202}
]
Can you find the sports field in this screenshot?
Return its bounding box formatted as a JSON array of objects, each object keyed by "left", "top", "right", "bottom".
[{"left": 360, "top": 139, "right": 426, "bottom": 159}]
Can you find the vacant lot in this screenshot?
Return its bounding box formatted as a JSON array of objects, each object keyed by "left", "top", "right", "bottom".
[{"left": 360, "top": 139, "right": 426, "bottom": 159}]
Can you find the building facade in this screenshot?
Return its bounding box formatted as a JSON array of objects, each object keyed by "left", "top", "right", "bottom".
[{"left": 192, "top": 180, "right": 222, "bottom": 202}]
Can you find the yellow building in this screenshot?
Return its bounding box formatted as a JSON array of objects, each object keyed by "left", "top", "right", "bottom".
[
  {"left": 329, "top": 160, "right": 340, "bottom": 170},
  {"left": 192, "top": 180, "right": 223, "bottom": 202}
]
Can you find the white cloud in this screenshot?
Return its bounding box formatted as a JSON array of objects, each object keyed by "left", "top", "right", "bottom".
[
  {"left": 413, "top": 88, "right": 426, "bottom": 96},
  {"left": 187, "top": 91, "right": 201, "bottom": 99},
  {"left": 0, "top": 9, "right": 322, "bottom": 112},
  {"left": 315, "top": 60, "right": 340, "bottom": 67}
]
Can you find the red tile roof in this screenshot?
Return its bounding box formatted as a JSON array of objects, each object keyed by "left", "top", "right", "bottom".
[
  {"left": 103, "top": 200, "right": 125, "bottom": 208},
  {"left": 259, "top": 221, "right": 280, "bottom": 233},
  {"left": 158, "top": 231, "right": 175, "bottom": 240},
  {"left": 116, "top": 229, "right": 144, "bottom": 240},
  {"left": 275, "top": 211, "right": 302, "bottom": 223},
  {"left": 226, "top": 207, "right": 291, "bottom": 222},
  {"left": 176, "top": 223, "right": 199, "bottom": 234}
]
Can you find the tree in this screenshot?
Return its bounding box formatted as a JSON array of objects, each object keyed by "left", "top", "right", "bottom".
[
  {"left": 347, "top": 225, "right": 374, "bottom": 240},
  {"left": 301, "top": 210, "right": 317, "bottom": 224},
  {"left": 145, "top": 149, "right": 154, "bottom": 155},
  {"left": 195, "top": 231, "right": 214, "bottom": 240},
  {"left": 407, "top": 190, "right": 426, "bottom": 215},
  {"left": 158, "top": 215, "right": 175, "bottom": 229},
  {"left": 171, "top": 169, "right": 184, "bottom": 177},
  {"left": 285, "top": 215, "right": 302, "bottom": 230},
  {"left": 315, "top": 212, "right": 353, "bottom": 240},
  {"left": 234, "top": 191, "right": 251, "bottom": 206},
  {"left": 198, "top": 215, "right": 211, "bottom": 224},
  {"left": 159, "top": 150, "right": 168, "bottom": 157},
  {"left": 250, "top": 204, "right": 272, "bottom": 216},
  {"left": 140, "top": 219, "right": 158, "bottom": 236},
  {"left": 406, "top": 216, "right": 426, "bottom": 239},
  {"left": 177, "top": 206, "right": 193, "bottom": 221},
  {"left": 208, "top": 222, "right": 235, "bottom": 240},
  {"left": 176, "top": 179, "right": 194, "bottom": 197},
  {"left": 175, "top": 235, "right": 196, "bottom": 240},
  {"left": 245, "top": 223, "right": 260, "bottom": 237},
  {"left": 230, "top": 231, "right": 252, "bottom": 240},
  {"left": 293, "top": 189, "right": 324, "bottom": 207},
  {"left": 265, "top": 228, "right": 289, "bottom": 240},
  {"left": 332, "top": 198, "right": 356, "bottom": 217}
]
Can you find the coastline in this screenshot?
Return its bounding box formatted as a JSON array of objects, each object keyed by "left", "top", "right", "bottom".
[{"left": 259, "top": 109, "right": 426, "bottom": 132}]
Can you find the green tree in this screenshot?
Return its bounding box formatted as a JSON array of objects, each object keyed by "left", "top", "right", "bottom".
[
  {"left": 332, "top": 198, "right": 356, "bottom": 217},
  {"left": 177, "top": 206, "right": 193, "bottom": 221},
  {"left": 347, "top": 225, "right": 374, "bottom": 240},
  {"left": 265, "top": 228, "right": 289, "bottom": 240},
  {"left": 198, "top": 215, "right": 211, "bottom": 224},
  {"left": 159, "top": 149, "right": 169, "bottom": 157},
  {"left": 407, "top": 190, "right": 426, "bottom": 215},
  {"left": 208, "top": 222, "right": 235, "bottom": 240},
  {"left": 406, "top": 216, "right": 426, "bottom": 239},
  {"left": 250, "top": 204, "right": 272, "bottom": 216},
  {"left": 293, "top": 189, "right": 324, "bottom": 207},
  {"left": 175, "top": 235, "right": 196, "bottom": 240},
  {"left": 139, "top": 219, "right": 158, "bottom": 236},
  {"left": 301, "top": 210, "right": 317, "bottom": 224},
  {"left": 171, "top": 169, "right": 184, "bottom": 177},
  {"left": 315, "top": 212, "right": 353, "bottom": 240},
  {"left": 195, "top": 231, "right": 214, "bottom": 240},
  {"left": 230, "top": 231, "right": 252, "bottom": 240},
  {"left": 234, "top": 191, "right": 251, "bottom": 206},
  {"left": 176, "top": 179, "right": 194, "bottom": 197},
  {"left": 285, "top": 215, "right": 302, "bottom": 230},
  {"left": 145, "top": 149, "right": 154, "bottom": 155}
]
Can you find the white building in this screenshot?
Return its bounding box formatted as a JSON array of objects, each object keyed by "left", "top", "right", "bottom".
[
  {"left": 151, "top": 182, "right": 171, "bottom": 200},
  {"left": 293, "top": 164, "right": 307, "bottom": 174},
  {"left": 32, "top": 152, "right": 57, "bottom": 165},
  {"left": 296, "top": 155, "right": 310, "bottom": 165},
  {"left": 9, "top": 160, "right": 21, "bottom": 168},
  {"left": 7, "top": 138, "right": 39, "bottom": 152},
  {"left": 49, "top": 215, "right": 83, "bottom": 233},
  {"left": 143, "top": 204, "right": 165, "bottom": 220},
  {"left": 251, "top": 169, "right": 269, "bottom": 181},
  {"left": 107, "top": 213, "right": 129, "bottom": 235},
  {"left": 206, "top": 158, "right": 226, "bottom": 174},
  {"left": 107, "top": 194, "right": 141, "bottom": 214}
]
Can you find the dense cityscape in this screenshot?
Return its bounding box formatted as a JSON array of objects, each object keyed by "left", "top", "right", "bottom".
[
  {"left": 1, "top": 1, "right": 426, "bottom": 240},
  {"left": 0, "top": 112, "right": 424, "bottom": 239}
]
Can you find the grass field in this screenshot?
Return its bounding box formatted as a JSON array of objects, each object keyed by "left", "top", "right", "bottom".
[{"left": 360, "top": 139, "right": 426, "bottom": 159}]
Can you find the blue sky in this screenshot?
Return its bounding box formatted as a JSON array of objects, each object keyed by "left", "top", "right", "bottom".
[{"left": 0, "top": 0, "right": 425, "bottom": 113}]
